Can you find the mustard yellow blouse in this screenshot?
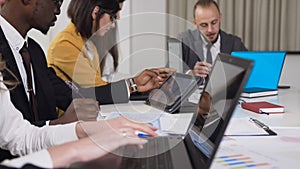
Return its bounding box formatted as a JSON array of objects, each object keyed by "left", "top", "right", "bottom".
[{"left": 47, "top": 22, "right": 108, "bottom": 88}]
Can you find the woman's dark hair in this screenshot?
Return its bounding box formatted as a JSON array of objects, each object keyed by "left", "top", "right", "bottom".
[
  {"left": 67, "top": 0, "right": 119, "bottom": 39},
  {"left": 100, "top": 26, "right": 119, "bottom": 72}
]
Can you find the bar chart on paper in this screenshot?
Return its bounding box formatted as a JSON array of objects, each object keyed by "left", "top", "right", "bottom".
[
  {"left": 214, "top": 154, "right": 270, "bottom": 168},
  {"left": 211, "top": 137, "right": 278, "bottom": 169}
]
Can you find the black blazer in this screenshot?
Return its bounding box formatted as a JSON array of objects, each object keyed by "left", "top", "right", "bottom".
[
  {"left": 0, "top": 27, "right": 73, "bottom": 126},
  {"left": 179, "top": 29, "right": 248, "bottom": 72}
]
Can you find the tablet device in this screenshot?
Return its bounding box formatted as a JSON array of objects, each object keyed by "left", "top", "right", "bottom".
[{"left": 146, "top": 72, "right": 201, "bottom": 113}]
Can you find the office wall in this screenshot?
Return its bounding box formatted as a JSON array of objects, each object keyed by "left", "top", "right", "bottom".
[{"left": 28, "top": 1, "right": 299, "bottom": 88}]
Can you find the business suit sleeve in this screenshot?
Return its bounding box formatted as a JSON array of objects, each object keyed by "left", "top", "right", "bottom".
[
  {"left": 178, "top": 31, "right": 198, "bottom": 72},
  {"left": 79, "top": 80, "right": 129, "bottom": 104},
  {"left": 47, "top": 67, "right": 73, "bottom": 110}
]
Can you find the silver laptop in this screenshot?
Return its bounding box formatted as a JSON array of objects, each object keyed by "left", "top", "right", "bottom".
[{"left": 116, "top": 53, "right": 253, "bottom": 169}]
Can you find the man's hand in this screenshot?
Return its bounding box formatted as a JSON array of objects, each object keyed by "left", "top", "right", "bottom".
[
  {"left": 192, "top": 61, "right": 212, "bottom": 78},
  {"left": 50, "top": 98, "right": 99, "bottom": 125},
  {"left": 133, "top": 68, "right": 176, "bottom": 92}
]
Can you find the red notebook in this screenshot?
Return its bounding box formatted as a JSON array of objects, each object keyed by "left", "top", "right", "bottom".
[{"left": 241, "top": 101, "right": 284, "bottom": 114}]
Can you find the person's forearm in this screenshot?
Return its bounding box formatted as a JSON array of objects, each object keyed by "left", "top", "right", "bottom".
[
  {"left": 48, "top": 140, "right": 82, "bottom": 168},
  {"left": 75, "top": 122, "right": 88, "bottom": 139},
  {"left": 48, "top": 138, "right": 107, "bottom": 168}
]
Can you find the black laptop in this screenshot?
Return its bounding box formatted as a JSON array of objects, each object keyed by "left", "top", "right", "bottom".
[{"left": 116, "top": 53, "right": 253, "bottom": 169}]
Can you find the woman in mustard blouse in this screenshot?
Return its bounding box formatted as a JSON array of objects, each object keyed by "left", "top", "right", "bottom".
[{"left": 47, "top": 0, "right": 124, "bottom": 88}]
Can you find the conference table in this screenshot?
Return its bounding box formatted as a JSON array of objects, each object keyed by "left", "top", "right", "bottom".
[
  {"left": 211, "top": 87, "right": 300, "bottom": 169},
  {"left": 85, "top": 87, "right": 300, "bottom": 169}
]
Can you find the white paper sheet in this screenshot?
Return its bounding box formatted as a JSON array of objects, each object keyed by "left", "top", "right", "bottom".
[
  {"left": 212, "top": 127, "right": 300, "bottom": 169},
  {"left": 224, "top": 117, "right": 269, "bottom": 136}
]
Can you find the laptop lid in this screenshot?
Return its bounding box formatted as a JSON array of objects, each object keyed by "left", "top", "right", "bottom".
[
  {"left": 182, "top": 53, "right": 253, "bottom": 169},
  {"left": 231, "top": 51, "right": 286, "bottom": 90}
]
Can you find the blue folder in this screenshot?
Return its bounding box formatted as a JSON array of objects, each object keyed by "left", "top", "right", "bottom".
[{"left": 231, "top": 51, "right": 286, "bottom": 91}]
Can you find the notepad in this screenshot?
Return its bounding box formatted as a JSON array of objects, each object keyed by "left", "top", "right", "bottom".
[
  {"left": 241, "top": 101, "right": 284, "bottom": 114},
  {"left": 241, "top": 88, "right": 278, "bottom": 98}
]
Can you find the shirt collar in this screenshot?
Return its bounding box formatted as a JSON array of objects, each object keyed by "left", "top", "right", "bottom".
[
  {"left": 200, "top": 33, "right": 221, "bottom": 49},
  {"left": 0, "top": 15, "right": 28, "bottom": 52}
]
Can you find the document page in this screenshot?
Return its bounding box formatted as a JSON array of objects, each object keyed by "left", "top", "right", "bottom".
[
  {"left": 224, "top": 117, "right": 268, "bottom": 136},
  {"left": 212, "top": 127, "right": 300, "bottom": 169}
]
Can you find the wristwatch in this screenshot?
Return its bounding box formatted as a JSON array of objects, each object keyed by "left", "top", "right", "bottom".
[{"left": 127, "top": 78, "right": 138, "bottom": 93}]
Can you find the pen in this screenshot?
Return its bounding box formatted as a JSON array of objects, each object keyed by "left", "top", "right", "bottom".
[
  {"left": 135, "top": 131, "right": 151, "bottom": 138},
  {"left": 137, "top": 133, "right": 151, "bottom": 138},
  {"left": 249, "top": 118, "right": 277, "bottom": 135},
  {"left": 65, "top": 80, "right": 85, "bottom": 98}
]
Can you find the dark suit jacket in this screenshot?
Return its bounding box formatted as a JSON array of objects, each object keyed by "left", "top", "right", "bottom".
[
  {"left": 178, "top": 29, "right": 248, "bottom": 72},
  {"left": 0, "top": 28, "right": 73, "bottom": 126}
]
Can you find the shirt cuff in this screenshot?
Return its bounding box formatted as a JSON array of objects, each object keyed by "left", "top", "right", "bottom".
[
  {"left": 2, "top": 149, "right": 53, "bottom": 168},
  {"left": 185, "top": 69, "right": 193, "bottom": 75},
  {"left": 51, "top": 122, "right": 79, "bottom": 145},
  {"left": 45, "top": 120, "right": 50, "bottom": 126},
  {"left": 124, "top": 79, "right": 130, "bottom": 98}
]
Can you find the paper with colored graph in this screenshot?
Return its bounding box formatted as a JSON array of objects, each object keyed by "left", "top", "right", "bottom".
[{"left": 211, "top": 127, "right": 300, "bottom": 169}]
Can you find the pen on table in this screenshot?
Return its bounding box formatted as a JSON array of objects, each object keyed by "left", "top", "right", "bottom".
[{"left": 249, "top": 118, "right": 277, "bottom": 135}]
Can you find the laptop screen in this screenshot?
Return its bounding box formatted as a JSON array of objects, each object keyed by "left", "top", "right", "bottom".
[
  {"left": 231, "top": 51, "right": 286, "bottom": 90},
  {"left": 184, "top": 53, "right": 253, "bottom": 169}
]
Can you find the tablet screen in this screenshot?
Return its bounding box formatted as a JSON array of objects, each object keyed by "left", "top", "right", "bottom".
[{"left": 147, "top": 73, "right": 199, "bottom": 113}]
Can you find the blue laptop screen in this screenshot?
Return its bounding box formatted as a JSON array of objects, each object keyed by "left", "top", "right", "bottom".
[{"left": 231, "top": 51, "right": 286, "bottom": 90}]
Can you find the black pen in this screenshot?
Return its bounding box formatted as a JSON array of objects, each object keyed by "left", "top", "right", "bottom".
[{"left": 250, "top": 118, "right": 277, "bottom": 135}]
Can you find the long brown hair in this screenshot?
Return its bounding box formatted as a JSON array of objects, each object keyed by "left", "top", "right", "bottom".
[{"left": 0, "top": 53, "right": 19, "bottom": 90}]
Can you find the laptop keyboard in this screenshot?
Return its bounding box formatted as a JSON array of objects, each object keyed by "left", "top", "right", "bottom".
[{"left": 120, "top": 137, "right": 174, "bottom": 169}]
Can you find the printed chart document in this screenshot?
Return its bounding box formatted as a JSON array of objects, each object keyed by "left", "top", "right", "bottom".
[{"left": 212, "top": 127, "right": 300, "bottom": 169}]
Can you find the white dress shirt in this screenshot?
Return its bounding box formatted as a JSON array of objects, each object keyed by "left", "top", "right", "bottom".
[
  {"left": 201, "top": 34, "right": 221, "bottom": 64},
  {"left": 0, "top": 75, "right": 78, "bottom": 168},
  {"left": 102, "top": 52, "right": 116, "bottom": 82},
  {"left": 2, "top": 150, "right": 52, "bottom": 168}
]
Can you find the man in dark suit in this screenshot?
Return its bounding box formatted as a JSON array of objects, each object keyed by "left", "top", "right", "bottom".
[
  {"left": 179, "top": 0, "right": 247, "bottom": 78},
  {"left": 0, "top": 0, "right": 173, "bottom": 160}
]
